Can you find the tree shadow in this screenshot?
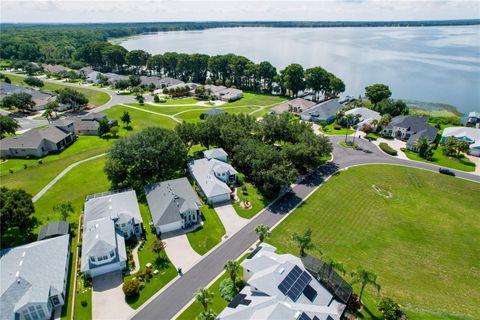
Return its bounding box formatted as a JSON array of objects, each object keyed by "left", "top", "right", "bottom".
[{"left": 154, "top": 254, "right": 170, "bottom": 270}]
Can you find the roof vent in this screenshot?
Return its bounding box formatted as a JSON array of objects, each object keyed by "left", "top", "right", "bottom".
[
  {"left": 15, "top": 271, "right": 19, "bottom": 277},
  {"left": 109, "top": 205, "right": 112, "bottom": 210},
  {"left": 278, "top": 267, "right": 285, "bottom": 275},
  {"left": 108, "top": 198, "right": 112, "bottom": 202},
  {"left": 22, "top": 251, "right": 26, "bottom": 257},
  {"left": 95, "top": 234, "right": 99, "bottom": 239},
  {"left": 19, "top": 261, "right": 23, "bottom": 266}
]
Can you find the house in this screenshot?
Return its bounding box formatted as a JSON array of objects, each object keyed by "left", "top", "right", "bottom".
[
  {"left": 202, "top": 108, "right": 225, "bottom": 118},
  {"left": 300, "top": 99, "right": 344, "bottom": 123},
  {"left": 271, "top": 98, "right": 316, "bottom": 115},
  {"left": 467, "top": 111, "right": 480, "bottom": 128},
  {"left": 140, "top": 76, "right": 184, "bottom": 89},
  {"left": 37, "top": 221, "right": 69, "bottom": 241},
  {"left": 83, "top": 70, "right": 102, "bottom": 84},
  {"left": 0, "top": 125, "right": 75, "bottom": 158},
  {"left": 0, "top": 235, "right": 70, "bottom": 320},
  {"left": 345, "top": 107, "right": 381, "bottom": 128},
  {"left": 81, "top": 189, "right": 143, "bottom": 277},
  {"left": 60, "top": 112, "right": 117, "bottom": 136},
  {"left": 104, "top": 73, "right": 129, "bottom": 84},
  {"left": 204, "top": 85, "right": 243, "bottom": 102},
  {"left": 442, "top": 126, "right": 480, "bottom": 156},
  {"left": 42, "top": 64, "right": 71, "bottom": 74},
  {"left": 188, "top": 148, "right": 237, "bottom": 204},
  {"left": 204, "top": 148, "right": 228, "bottom": 162},
  {"left": 145, "top": 177, "right": 202, "bottom": 234},
  {"left": 383, "top": 116, "right": 439, "bottom": 150},
  {"left": 217, "top": 243, "right": 347, "bottom": 320},
  {"left": 0, "top": 82, "right": 67, "bottom": 111}
]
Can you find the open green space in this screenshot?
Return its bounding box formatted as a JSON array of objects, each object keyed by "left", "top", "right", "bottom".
[
  {"left": 403, "top": 146, "right": 475, "bottom": 172},
  {"left": 123, "top": 204, "right": 178, "bottom": 309},
  {"left": 320, "top": 122, "right": 355, "bottom": 136},
  {"left": 154, "top": 97, "right": 201, "bottom": 105},
  {"left": 186, "top": 201, "right": 226, "bottom": 255},
  {"left": 5, "top": 73, "right": 111, "bottom": 107},
  {"left": 130, "top": 103, "right": 206, "bottom": 115},
  {"left": 176, "top": 254, "right": 248, "bottom": 320},
  {"left": 233, "top": 173, "right": 271, "bottom": 219},
  {"left": 269, "top": 165, "right": 480, "bottom": 319},
  {"left": 175, "top": 106, "right": 259, "bottom": 123},
  {"left": 225, "top": 92, "right": 287, "bottom": 107},
  {"left": 103, "top": 104, "right": 179, "bottom": 130}
]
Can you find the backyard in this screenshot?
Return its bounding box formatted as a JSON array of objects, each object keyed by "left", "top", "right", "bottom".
[
  {"left": 269, "top": 165, "right": 480, "bottom": 320},
  {"left": 233, "top": 173, "right": 271, "bottom": 219}
]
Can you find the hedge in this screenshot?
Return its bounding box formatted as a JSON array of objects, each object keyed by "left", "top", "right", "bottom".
[{"left": 379, "top": 142, "right": 398, "bottom": 156}]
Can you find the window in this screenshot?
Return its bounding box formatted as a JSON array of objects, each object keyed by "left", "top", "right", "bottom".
[
  {"left": 90, "top": 256, "right": 96, "bottom": 262},
  {"left": 103, "top": 255, "right": 108, "bottom": 260},
  {"left": 98, "top": 256, "right": 103, "bottom": 261},
  {"left": 110, "top": 250, "right": 115, "bottom": 258},
  {"left": 36, "top": 305, "right": 46, "bottom": 317},
  {"left": 51, "top": 295, "right": 60, "bottom": 306},
  {"left": 121, "top": 223, "right": 126, "bottom": 227}
]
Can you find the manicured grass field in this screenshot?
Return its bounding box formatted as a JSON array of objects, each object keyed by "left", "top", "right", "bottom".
[
  {"left": 176, "top": 106, "right": 259, "bottom": 123},
  {"left": 269, "top": 165, "right": 480, "bottom": 319},
  {"left": 225, "top": 92, "right": 287, "bottom": 107},
  {"left": 320, "top": 122, "right": 355, "bottom": 136},
  {"left": 130, "top": 103, "right": 207, "bottom": 115},
  {"left": 233, "top": 173, "right": 271, "bottom": 219},
  {"left": 124, "top": 204, "right": 178, "bottom": 309},
  {"left": 186, "top": 202, "right": 226, "bottom": 255},
  {"left": 404, "top": 146, "right": 476, "bottom": 172},
  {"left": 103, "top": 105, "right": 179, "bottom": 129},
  {"left": 176, "top": 254, "right": 248, "bottom": 320},
  {"left": 6, "top": 74, "right": 111, "bottom": 107},
  {"left": 157, "top": 97, "right": 201, "bottom": 105}
]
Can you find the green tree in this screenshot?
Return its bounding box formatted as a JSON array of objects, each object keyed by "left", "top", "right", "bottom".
[
  {"left": 114, "top": 80, "right": 130, "bottom": 91},
  {"left": 126, "top": 50, "right": 151, "bottom": 74},
  {"left": 0, "top": 187, "right": 37, "bottom": 237},
  {"left": 56, "top": 88, "right": 88, "bottom": 110},
  {"left": 343, "top": 114, "right": 355, "bottom": 143},
  {"left": 280, "top": 63, "right": 305, "bottom": 97},
  {"left": 97, "top": 118, "right": 110, "bottom": 137},
  {"left": 0, "top": 115, "right": 19, "bottom": 138},
  {"left": 255, "top": 224, "right": 270, "bottom": 242},
  {"left": 379, "top": 114, "right": 392, "bottom": 128},
  {"left": 378, "top": 297, "right": 403, "bottom": 320},
  {"left": 224, "top": 260, "right": 241, "bottom": 292},
  {"left": 292, "top": 228, "right": 316, "bottom": 257},
  {"left": 120, "top": 111, "right": 131, "bottom": 128},
  {"left": 365, "top": 84, "right": 392, "bottom": 106},
  {"left": 375, "top": 99, "right": 408, "bottom": 117},
  {"left": 152, "top": 239, "right": 166, "bottom": 257},
  {"left": 24, "top": 76, "right": 44, "bottom": 88},
  {"left": 53, "top": 201, "right": 74, "bottom": 221},
  {"left": 305, "top": 66, "right": 329, "bottom": 101},
  {"left": 122, "top": 279, "right": 140, "bottom": 297},
  {"left": 104, "top": 127, "right": 187, "bottom": 194},
  {"left": 175, "top": 122, "right": 198, "bottom": 151},
  {"left": 110, "top": 126, "right": 119, "bottom": 138},
  {"left": 195, "top": 288, "right": 214, "bottom": 312},
  {"left": 350, "top": 268, "right": 381, "bottom": 302},
  {"left": 153, "top": 94, "right": 160, "bottom": 103},
  {"left": 1, "top": 92, "right": 36, "bottom": 112},
  {"left": 197, "top": 311, "right": 217, "bottom": 320},
  {"left": 414, "top": 136, "right": 431, "bottom": 158},
  {"left": 43, "top": 101, "right": 59, "bottom": 123}
]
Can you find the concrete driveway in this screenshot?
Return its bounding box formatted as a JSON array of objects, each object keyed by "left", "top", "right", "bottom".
[
  {"left": 213, "top": 202, "right": 249, "bottom": 237},
  {"left": 163, "top": 232, "right": 201, "bottom": 272},
  {"left": 92, "top": 271, "right": 134, "bottom": 320}
]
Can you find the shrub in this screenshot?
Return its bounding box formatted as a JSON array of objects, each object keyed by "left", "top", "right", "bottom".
[
  {"left": 379, "top": 143, "right": 398, "bottom": 156},
  {"left": 241, "top": 185, "right": 248, "bottom": 195},
  {"left": 378, "top": 297, "right": 406, "bottom": 320},
  {"left": 219, "top": 278, "right": 236, "bottom": 302},
  {"left": 153, "top": 94, "right": 160, "bottom": 103},
  {"left": 23, "top": 164, "right": 28, "bottom": 169},
  {"left": 380, "top": 133, "right": 394, "bottom": 139},
  {"left": 365, "top": 134, "right": 377, "bottom": 141},
  {"left": 122, "top": 279, "right": 140, "bottom": 297},
  {"left": 9, "top": 169, "right": 13, "bottom": 174},
  {"left": 38, "top": 160, "right": 43, "bottom": 164},
  {"left": 333, "top": 124, "right": 342, "bottom": 130},
  {"left": 81, "top": 300, "right": 88, "bottom": 307}
]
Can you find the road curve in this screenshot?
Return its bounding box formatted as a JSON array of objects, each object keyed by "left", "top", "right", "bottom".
[{"left": 131, "top": 136, "right": 479, "bottom": 320}]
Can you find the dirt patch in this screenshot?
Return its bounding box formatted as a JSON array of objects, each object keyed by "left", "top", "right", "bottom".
[
  {"left": 372, "top": 185, "right": 393, "bottom": 199},
  {"left": 239, "top": 200, "right": 252, "bottom": 210}
]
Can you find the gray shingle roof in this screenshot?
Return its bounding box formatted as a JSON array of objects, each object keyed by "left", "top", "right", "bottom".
[
  {"left": 204, "top": 148, "right": 228, "bottom": 160},
  {"left": 37, "top": 221, "right": 69, "bottom": 241},
  {"left": 42, "top": 64, "right": 71, "bottom": 74},
  {"left": 0, "top": 126, "right": 71, "bottom": 150},
  {"left": 301, "top": 99, "right": 344, "bottom": 121},
  {"left": 386, "top": 115, "right": 428, "bottom": 131},
  {"left": 203, "top": 108, "right": 225, "bottom": 116},
  {"left": 271, "top": 98, "right": 316, "bottom": 114},
  {"left": 140, "top": 76, "right": 183, "bottom": 88},
  {"left": 188, "top": 158, "right": 236, "bottom": 198},
  {"left": 0, "top": 235, "right": 70, "bottom": 317},
  {"left": 0, "top": 82, "right": 56, "bottom": 107},
  {"left": 145, "top": 177, "right": 201, "bottom": 227}
]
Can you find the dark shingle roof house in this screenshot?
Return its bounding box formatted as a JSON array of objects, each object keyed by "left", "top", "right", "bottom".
[
  {"left": 0, "top": 125, "right": 75, "bottom": 158},
  {"left": 300, "top": 99, "right": 344, "bottom": 123},
  {"left": 203, "top": 108, "right": 225, "bottom": 117},
  {"left": 271, "top": 98, "right": 316, "bottom": 115},
  {"left": 0, "top": 235, "right": 70, "bottom": 320},
  {"left": 42, "top": 64, "right": 71, "bottom": 74},
  {"left": 0, "top": 82, "right": 60, "bottom": 111},
  {"left": 140, "top": 76, "right": 184, "bottom": 89},
  {"left": 62, "top": 112, "right": 117, "bottom": 136},
  {"left": 104, "top": 73, "right": 129, "bottom": 83},
  {"left": 145, "top": 177, "right": 202, "bottom": 234},
  {"left": 383, "top": 115, "right": 439, "bottom": 150},
  {"left": 37, "top": 221, "right": 69, "bottom": 241}
]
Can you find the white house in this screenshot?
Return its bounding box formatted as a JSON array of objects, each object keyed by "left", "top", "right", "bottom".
[
  {"left": 145, "top": 177, "right": 202, "bottom": 234},
  {"left": 217, "top": 243, "right": 347, "bottom": 320},
  {"left": 188, "top": 148, "right": 237, "bottom": 204},
  {"left": 345, "top": 107, "right": 381, "bottom": 128},
  {"left": 0, "top": 235, "right": 70, "bottom": 320},
  {"left": 81, "top": 189, "right": 143, "bottom": 277},
  {"left": 442, "top": 126, "right": 480, "bottom": 156}
]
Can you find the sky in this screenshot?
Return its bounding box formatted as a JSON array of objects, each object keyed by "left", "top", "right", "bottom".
[{"left": 0, "top": 0, "right": 479, "bottom": 23}]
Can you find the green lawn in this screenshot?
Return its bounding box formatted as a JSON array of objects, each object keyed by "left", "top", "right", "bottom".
[
  {"left": 225, "top": 92, "right": 287, "bottom": 107},
  {"left": 6, "top": 74, "right": 111, "bottom": 107},
  {"left": 156, "top": 97, "right": 201, "bottom": 105},
  {"left": 176, "top": 254, "right": 248, "bottom": 320},
  {"left": 269, "top": 165, "right": 480, "bottom": 319},
  {"left": 176, "top": 106, "right": 259, "bottom": 123},
  {"left": 233, "top": 173, "right": 271, "bottom": 219},
  {"left": 129, "top": 103, "right": 206, "bottom": 115},
  {"left": 320, "top": 122, "right": 355, "bottom": 136},
  {"left": 188, "top": 144, "right": 207, "bottom": 158},
  {"left": 186, "top": 202, "right": 226, "bottom": 255},
  {"left": 124, "top": 204, "right": 178, "bottom": 309},
  {"left": 103, "top": 105, "right": 179, "bottom": 130},
  {"left": 404, "top": 146, "right": 476, "bottom": 172}
]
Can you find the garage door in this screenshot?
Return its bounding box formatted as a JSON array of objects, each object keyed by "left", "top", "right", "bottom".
[
  {"left": 159, "top": 221, "right": 183, "bottom": 234},
  {"left": 90, "top": 262, "right": 122, "bottom": 278},
  {"left": 208, "top": 193, "right": 230, "bottom": 204}
]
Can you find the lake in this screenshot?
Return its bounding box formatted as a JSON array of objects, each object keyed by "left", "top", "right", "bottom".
[{"left": 120, "top": 26, "right": 480, "bottom": 115}]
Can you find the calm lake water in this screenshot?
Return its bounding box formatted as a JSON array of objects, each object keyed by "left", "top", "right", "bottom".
[{"left": 121, "top": 26, "right": 480, "bottom": 115}]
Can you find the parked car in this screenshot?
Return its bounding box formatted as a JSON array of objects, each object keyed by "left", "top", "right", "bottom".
[{"left": 439, "top": 167, "right": 455, "bottom": 176}]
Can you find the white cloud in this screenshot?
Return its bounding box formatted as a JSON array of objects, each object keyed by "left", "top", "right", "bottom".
[{"left": 0, "top": 0, "right": 478, "bottom": 23}]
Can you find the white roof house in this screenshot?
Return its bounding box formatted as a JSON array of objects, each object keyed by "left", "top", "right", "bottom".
[
  {"left": 345, "top": 107, "right": 381, "bottom": 128},
  {"left": 442, "top": 126, "right": 480, "bottom": 156},
  {"left": 0, "top": 235, "right": 70, "bottom": 320},
  {"left": 188, "top": 148, "right": 237, "bottom": 204},
  {"left": 81, "top": 189, "right": 143, "bottom": 277},
  {"left": 218, "top": 243, "right": 346, "bottom": 320}
]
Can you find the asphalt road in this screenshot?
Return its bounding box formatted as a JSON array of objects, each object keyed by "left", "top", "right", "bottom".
[{"left": 131, "top": 136, "right": 479, "bottom": 320}]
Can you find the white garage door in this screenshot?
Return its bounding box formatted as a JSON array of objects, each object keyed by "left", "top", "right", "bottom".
[
  {"left": 159, "top": 221, "right": 183, "bottom": 234},
  {"left": 90, "top": 262, "right": 122, "bottom": 278},
  {"left": 208, "top": 193, "right": 230, "bottom": 204}
]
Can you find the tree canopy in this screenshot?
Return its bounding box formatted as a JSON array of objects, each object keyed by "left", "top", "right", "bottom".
[
  {"left": 365, "top": 83, "right": 392, "bottom": 106},
  {"left": 1, "top": 92, "right": 36, "bottom": 112},
  {"left": 0, "top": 115, "right": 19, "bottom": 138},
  {"left": 56, "top": 88, "right": 89, "bottom": 110}
]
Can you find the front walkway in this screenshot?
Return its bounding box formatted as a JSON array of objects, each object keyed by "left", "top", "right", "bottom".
[
  {"left": 465, "top": 154, "right": 480, "bottom": 175},
  {"left": 213, "top": 202, "right": 249, "bottom": 237},
  {"left": 163, "top": 231, "right": 201, "bottom": 272},
  {"left": 92, "top": 271, "right": 134, "bottom": 320}
]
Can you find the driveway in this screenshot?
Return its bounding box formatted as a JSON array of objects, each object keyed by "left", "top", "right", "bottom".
[
  {"left": 163, "top": 232, "right": 201, "bottom": 272},
  {"left": 92, "top": 271, "right": 134, "bottom": 320},
  {"left": 372, "top": 137, "right": 409, "bottom": 160},
  {"left": 213, "top": 202, "right": 249, "bottom": 237}
]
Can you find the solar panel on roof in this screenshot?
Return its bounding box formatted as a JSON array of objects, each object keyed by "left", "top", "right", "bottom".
[
  {"left": 303, "top": 284, "right": 317, "bottom": 302},
  {"left": 286, "top": 271, "right": 312, "bottom": 301},
  {"left": 297, "top": 312, "right": 312, "bottom": 320},
  {"left": 277, "top": 265, "right": 302, "bottom": 294},
  {"left": 313, "top": 317, "right": 320, "bottom": 320}
]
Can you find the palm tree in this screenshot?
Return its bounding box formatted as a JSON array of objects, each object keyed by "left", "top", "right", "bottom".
[
  {"left": 371, "top": 119, "right": 379, "bottom": 131},
  {"left": 195, "top": 288, "right": 214, "bottom": 312},
  {"left": 344, "top": 114, "right": 355, "bottom": 143},
  {"left": 224, "top": 260, "right": 241, "bottom": 291},
  {"left": 255, "top": 224, "right": 270, "bottom": 242},
  {"left": 197, "top": 310, "right": 217, "bottom": 320},
  {"left": 53, "top": 201, "right": 74, "bottom": 221},
  {"left": 292, "top": 228, "right": 317, "bottom": 257},
  {"left": 350, "top": 268, "right": 381, "bottom": 302},
  {"left": 414, "top": 136, "right": 430, "bottom": 158},
  {"left": 351, "top": 114, "right": 362, "bottom": 145}
]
